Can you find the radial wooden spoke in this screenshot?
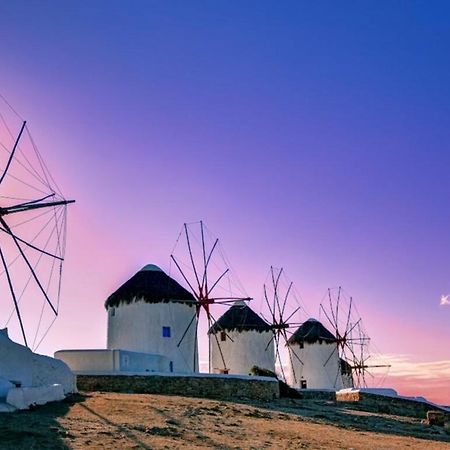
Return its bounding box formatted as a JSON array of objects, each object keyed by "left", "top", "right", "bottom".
[
  {"left": 320, "top": 303, "right": 337, "bottom": 335},
  {"left": 273, "top": 332, "right": 287, "bottom": 382},
  {"left": 333, "top": 360, "right": 342, "bottom": 388},
  {"left": 265, "top": 333, "right": 275, "bottom": 351},
  {"left": 0, "top": 216, "right": 58, "bottom": 315},
  {"left": 0, "top": 224, "right": 63, "bottom": 260},
  {"left": 8, "top": 193, "right": 54, "bottom": 209},
  {"left": 328, "top": 288, "right": 338, "bottom": 330},
  {"left": 200, "top": 220, "right": 208, "bottom": 293},
  {"left": 345, "top": 337, "right": 370, "bottom": 342},
  {"left": 184, "top": 223, "right": 201, "bottom": 292},
  {"left": 263, "top": 284, "right": 275, "bottom": 322},
  {"left": 208, "top": 296, "right": 250, "bottom": 302},
  {"left": 204, "top": 238, "right": 219, "bottom": 276},
  {"left": 209, "top": 312, "right": 228, "bottom": 370},
  {"left": 0, "top": 246, "right": 27, "bottom": 346},
  {"left": 271, "top": 266, "right": 283, "bottom": 319},
  {"left": 270, "top": 267, "right": 276, "bottom": 320},
  {"left": 206, "top": 268, "right": 229, "bottom": 297},
  {"left": 286, "top": 341, "right": 298, "bottom": 367},
  {"left": 281, "top": 281, "right": 293, "bottom": 318},
  {"left": 1, "top": 199, "right": 75, "bottom": 215},
  {"left": 345, "top": 296, "right": 353, "bottom": 337},
  {"left": 323, "top": 345, "right": 338, "bottom": 367},
  {"left": 0, "top": 206, "right": 62, "bottom": 280},
  {"left": 170, "top": 254, "right": 200, "bottom": 300},
  {"left": 0, "top": 114, "right": 48, "bottom": 188},
  {"left": 0, "top": 120, "right": 26, "bottom": 185},
  {"left": 335, "top": 286, "right": 341, "bottom": 330},
  {"left": 284, "top": 306, "right": 301, "bottom": 324},
  {"left": 177, "top": 312, "right": 198, "bottom": 347},
  {"left": 286, "top": 346, "right": 297, "bottom": 384},
  {"left": 344, "top": 318, "right": 362, "bottom": 339},
  {"left": 282, "top": 328, "right": 303, "bottom": 365}
]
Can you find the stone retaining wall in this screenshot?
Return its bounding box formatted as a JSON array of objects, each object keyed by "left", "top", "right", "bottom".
[
  {"left": 298, "top": 390, "right": 336, "bottom": 401},
  {"left": 77, "top": 373, "right": 279, "bottom": 401},
  {"left": 336, "top": 391, "right": 449, "bottom": 419}
]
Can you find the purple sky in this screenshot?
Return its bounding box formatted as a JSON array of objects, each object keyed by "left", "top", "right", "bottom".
[{"left": 0, "top": 2, "right": 449, "bottom": 402}]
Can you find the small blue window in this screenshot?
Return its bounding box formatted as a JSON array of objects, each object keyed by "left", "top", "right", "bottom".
[
  {"left": 169, "top": 361, "right": 173, "bottom": 372},
  {"left": 162, "top": 326, "right": 171, "bottom": 338}
]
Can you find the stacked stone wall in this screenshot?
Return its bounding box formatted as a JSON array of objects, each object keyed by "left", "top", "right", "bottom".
[
  {"left": 77, "top": 374, "right": 279, "bottom": 401},
  {"left": 337, "top": 391, "right": 449, "bottom": 419},
  {"left": 298, "top": 390, "right": 336, "bottom": 401}
]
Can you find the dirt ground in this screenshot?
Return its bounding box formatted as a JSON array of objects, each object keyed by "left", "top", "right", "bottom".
[{"left": 0, "top": 392, "right": 449, "bottom": 449}]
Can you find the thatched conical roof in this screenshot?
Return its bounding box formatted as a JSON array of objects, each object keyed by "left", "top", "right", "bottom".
[
  {"left": 104, "top": 264, "right": 196, "bottom": 309},
  {"left": 209, "top": 302, "right": 271, "bottom": 334},
  {"left": 287, "top": 318, "right": 336, "bottom": 345}
]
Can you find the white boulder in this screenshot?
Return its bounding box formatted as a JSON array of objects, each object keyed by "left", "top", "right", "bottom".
[
  {"left": 0, "top": 328, "right": 76, "bottom": 397},
  {"left": 6, "top": 384, "right": 65, "bottom": 410},
  {"left": 31, "top": 352, "right": 77, "bottom": 394},
  {"left": 0, "top": 402, "right": 16, "bottom": 413},
  {"left": 0, "top": 378, "right": 14, "bottom": 399}
]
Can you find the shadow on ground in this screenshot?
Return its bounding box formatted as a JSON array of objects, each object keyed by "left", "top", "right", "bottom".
[
  {"left": 0, "top": 393, "right": 86, "bottom": 450},
  {"left": 245, "top": 397, "right": 450, "bottom": 444}
]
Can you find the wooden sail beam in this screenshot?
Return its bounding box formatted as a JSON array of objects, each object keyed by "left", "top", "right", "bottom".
[{"left": 0, "top": 199, "right": 75, "bottom": 216}]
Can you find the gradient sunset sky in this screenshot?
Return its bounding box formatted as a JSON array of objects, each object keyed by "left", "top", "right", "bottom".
[{"left": 0, "top": 1, "right": 449, "bottom": 404}]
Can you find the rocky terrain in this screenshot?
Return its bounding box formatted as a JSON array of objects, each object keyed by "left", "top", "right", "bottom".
[{"left": 0, "top": 391, "right": 449, "bottom": 449}]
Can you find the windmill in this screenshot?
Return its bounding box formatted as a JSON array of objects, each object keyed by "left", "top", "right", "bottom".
[
  {"left": 0, "top": 95, "right": 74, "bottom": 350},
  {"left": 170, "top": 221, "right": 251, "bottom": 372},
  {"left": 260, "top": 266, "right": 305, "bottom": 383},
  {"left": 319, "top": 286, "right": 390, "bottom": 388}
]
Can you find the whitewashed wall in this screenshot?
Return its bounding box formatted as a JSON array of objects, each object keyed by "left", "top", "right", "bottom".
[
  {"left": 55, "top": 349, "right": 170, "bottom": 374},
  {"left": 55, "top": 349, "right": 115, "bottom": 373},
  {"left": 288, "top": 341, "right": 348, "bottom": 390},
  {"left": 209, "top": 330, "right": 274, "bottom": 375},
  {"left": 107, "top": 300, "right": 198, "bottom": 373}
]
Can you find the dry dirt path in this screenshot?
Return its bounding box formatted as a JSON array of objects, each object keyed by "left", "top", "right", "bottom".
[{"left": 0, "top": 392, "right": 449, "bottom": 449}]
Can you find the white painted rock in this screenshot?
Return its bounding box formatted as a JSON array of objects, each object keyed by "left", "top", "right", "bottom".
[
  {"left": 0, "top": 377, "right": 14, "bottom": 399},
  {"left": 0, "top": 328, "right": 77, "bottom": 395},
  {"left": 6, "top": 384, "right": 65, "bottom": 410},
  {"left": 0, "top": 402, "right": 17, "bottom": 413},
  {"left": 31, "top": 353, "right": 77, "bottom": 394}
]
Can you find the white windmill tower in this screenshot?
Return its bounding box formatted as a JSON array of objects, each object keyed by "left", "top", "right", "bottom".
[
  {"left": 105, "top": 264, "right": 198, "bottom": 373},
  {"left": 287, "top": 318, "right": 345, "bottom": 390},
  {"left": 208, "top": 301, "right": 274, "bottom": 375}
]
